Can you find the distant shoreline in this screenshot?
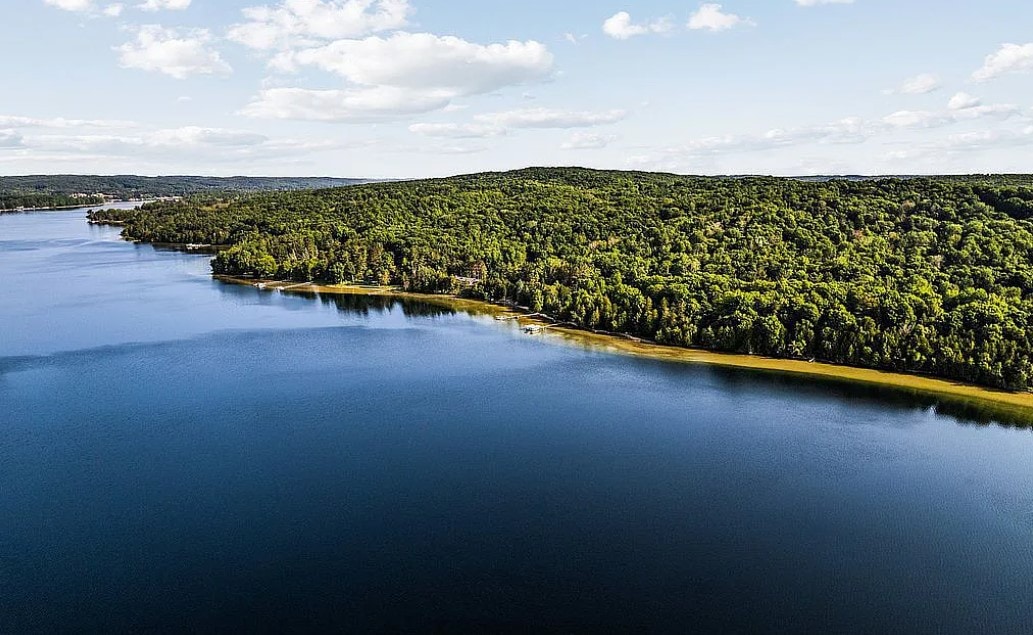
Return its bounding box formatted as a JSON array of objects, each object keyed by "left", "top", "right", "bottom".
[
  {"left": 0, "top": 203, "right": 105, "bottom": 213},
  {"left": 0, "top": 199, "right": 154, "bottom": 214},
  {"left": 217, "top": 276, "right": 1033, "bottom": 423}
]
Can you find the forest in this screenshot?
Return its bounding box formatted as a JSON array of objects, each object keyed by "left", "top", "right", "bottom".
[
  {"left": 88, "top": 168, "right": 1033, "bottom": 391},
  {"left": 1, "top": 192, "right": 104, "bottom": 211},
  {"left": 0, "top": 175, "right": 371, "bottom": 205}
]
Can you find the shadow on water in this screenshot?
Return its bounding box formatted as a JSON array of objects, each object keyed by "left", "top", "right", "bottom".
[
  {"left": 700, "top": 362, "right": 1033, "bottom": 430},
  {"left": 304, "top": 290, "right": 457, "bottom": 319},
  {"left": 206, "top": 279, "right": 1033, "bottom": 431},
  {"left": 211, "top": 281, "right": 458, "bottom": 319}
]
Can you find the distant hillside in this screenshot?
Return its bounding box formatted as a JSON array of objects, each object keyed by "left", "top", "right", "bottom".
[{"left": 0, "top": 175, "right": 372, "bottom": 209}]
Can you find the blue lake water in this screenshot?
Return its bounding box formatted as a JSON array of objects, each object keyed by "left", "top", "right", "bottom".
[{"left": 2, "top": 208, "right": 1032, "bottom": 633}]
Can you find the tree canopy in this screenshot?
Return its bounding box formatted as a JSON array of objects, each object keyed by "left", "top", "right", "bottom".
[{"left": 89, "top": 168, "right": 1033, "bottom": 391}]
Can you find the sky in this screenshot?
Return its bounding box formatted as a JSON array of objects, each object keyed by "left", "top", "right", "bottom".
[{"left": 1, "top": 0, "right": 1032, "bottom": 178}]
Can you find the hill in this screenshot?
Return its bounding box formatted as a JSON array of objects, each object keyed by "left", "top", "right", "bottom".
[{"left": 88, "top": 167, "right": 1033, "bottom": 391}]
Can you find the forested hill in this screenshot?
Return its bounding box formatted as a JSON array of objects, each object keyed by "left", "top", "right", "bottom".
[
  {"left": 0, "top": 175, "right": 371, "bottom": 208},
  {"left": 89, "top": 168, "right": 1033, "bottom": 391}
]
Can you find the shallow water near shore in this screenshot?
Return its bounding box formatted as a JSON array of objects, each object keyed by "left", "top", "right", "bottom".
[{"left": 2, "top": 207, "right": 1033, "bottom": 632}]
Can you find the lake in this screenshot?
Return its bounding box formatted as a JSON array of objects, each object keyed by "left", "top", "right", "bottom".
[{"left": 2, "top": 207, "right": 1032, "bottom": 633}]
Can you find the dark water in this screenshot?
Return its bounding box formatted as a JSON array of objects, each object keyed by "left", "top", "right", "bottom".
[{"left": 2, "top": 209, "right": 1032, "bottom": 634}]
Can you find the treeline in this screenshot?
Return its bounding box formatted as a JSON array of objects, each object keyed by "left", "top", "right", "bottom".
[
  {"left": 90, "top": 168, "right": 1033, "bottom": 391},
  {"left": 0, "top": 175, "right": 372, "bottom": 200},
  {"left": 1, "top": 193, "right": 104, "bottom": 211}
]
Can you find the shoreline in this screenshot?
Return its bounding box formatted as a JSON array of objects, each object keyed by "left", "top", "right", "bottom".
[
  {"left": 1, "top": 199, "right": 151, "bottom": 214},
  {"left": 1, "top": 202, "right": 105, "bottom": 213},
  {"left": 219, "top": 276, "right": 1033, "bottom": 423}
]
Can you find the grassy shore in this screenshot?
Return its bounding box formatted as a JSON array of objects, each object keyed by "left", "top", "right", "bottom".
[{"left": 220, "top": 277, "right": 1033, "bottom": 425}]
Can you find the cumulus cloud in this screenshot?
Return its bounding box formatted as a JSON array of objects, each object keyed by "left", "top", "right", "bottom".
[
  {"left": 284, "top": 34, "right": 551, "bottom": 93},
  {"left": 245, "top": 33, "right": 554, "bottom": 121},
  {"left": 885, "top": 73, "right": 941, "bottom": 95},
  {"left": 474, "top": 108, "right": 627, "bottom": 129},
  {"left": 137, "top": 0, "right": 190, "bottom": 10},
  {"left": 228, "top": 0, "right": 411, "bottom": 50},
  {"left": 688, "top": 4, "right": 751, "bottom": 32},
  {"left": 602, "top": 11, "right": 672, "bottom": 40},
  {"left": 947, "top": 92, "right": 981, "bottom": 111},
  {"left": 972, "top": 43, "right": 1033, "bottom": 82},
  {"left": 116, "top": 25, "right": 232, "bottom": 79},
  {"left": 43, "top": 0, "right": 94, "bottom": 11},
  {"left": 43, "top": 0, "right": 130, "bottom": 16}
]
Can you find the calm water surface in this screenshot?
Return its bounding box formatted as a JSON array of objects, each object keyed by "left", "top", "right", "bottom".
[{"left": 2, "top": 208, "right": 1032, "bottom": 633}]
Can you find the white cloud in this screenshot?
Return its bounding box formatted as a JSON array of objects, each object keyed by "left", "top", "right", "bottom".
[
  {"left": 22, "top": 126, "right": 344, "bottom": 164},
  {"left": 286, "top": 33, "right": 552, "bottom": 93},
  {"left": 42, "top": 0, "right": 127, "bottom": 17},
  {"left": 688, "top": 4, "right": 751, "bottom": 32},
  {"left": 474, "top": 108, "right": 627, "bottom": 129},
  {"left": 795, "top": 0, "right": 853, "bottom": 6},
  {"left": 386, "top": 142, "right": 489, "bottom": 156},
  {"left": 137, "top": 0, "right": 190, "bottom": 11},
  {"left": 43, "top": 0, "right": 94, "bottom": 11},
  {"left": 882, "top": 110, "right": 953, "bottom": 129},
  {"left": 116, "top": 25, "right": 232, "bottom": 79},
  {"left": 408, "top": 123, "right": 504, "bottom": 139},
  {"left": 561, "top": 132, "right": 616, "bottom": 150},
  {"left": 886, "top": 73, "right": 941, "bottom": 95},
  {"left": 883, "top": 103, "right": 1017, "bottom": 129},
  {"left": 0, "top": 130, "right": 25, "bottom": 148},
  {"left": 240, "top": 86, "right": 452, "bottom": 121},
  {"left": 148, "top": 126, "right": 267, "bottom": 147},
  {"left": 246, "top": 33, "right": 554, "bottom": 121},
  {"left": 628, "top": 99, "right": 1027, "bottom": 170},
  {"left": 602, "top": 12, "right": 672, "bottom": 40},
  {"left": 942, "top": 129, "right": 1033, "bottom": 151},
  {"left": 972, "top": 43, "right": 1033, "bottom": 82},
  {"left": 886, "top": 127, "right": 1033, "bottom": 163},
  {"left": 953, "top": 103, "right": 1020, "bottom": 120},
  {"left": 406, "top": 107, "right": 627, "bottom": 141},
  {"left": 0, "top": 114, "right": 136, "bottom": 129},
  {"left": 228, "top": 0, "right": 411, "bottom": 50},
  {"left": 947, "top": 92, "right": 981, "bottom": 111}
]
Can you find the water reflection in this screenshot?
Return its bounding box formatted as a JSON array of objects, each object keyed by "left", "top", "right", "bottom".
[
  {"left": 702, "top": 363, "right": 1033, "bottom": 429},
  {"left": 238, "top": 287, "right": 1033, "bottom": 431},
  {"left": 306, "top": 291, "right": 458, "bottom": 319}
]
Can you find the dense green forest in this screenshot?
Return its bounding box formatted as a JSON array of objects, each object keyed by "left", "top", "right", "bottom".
[
  {"left": 1, "top": 192, "right": 104, "bottom": 211},
  {"left": 0, "top": 175, "right": 371, "bottom": 204},
  {"left": 88, "top": 168, "right": 1033, "bottom": 391}
]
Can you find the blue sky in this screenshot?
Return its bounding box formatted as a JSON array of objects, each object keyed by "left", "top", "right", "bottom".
[{"left": 2, "top": 0, "right": 1032, "bottom": 177}]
